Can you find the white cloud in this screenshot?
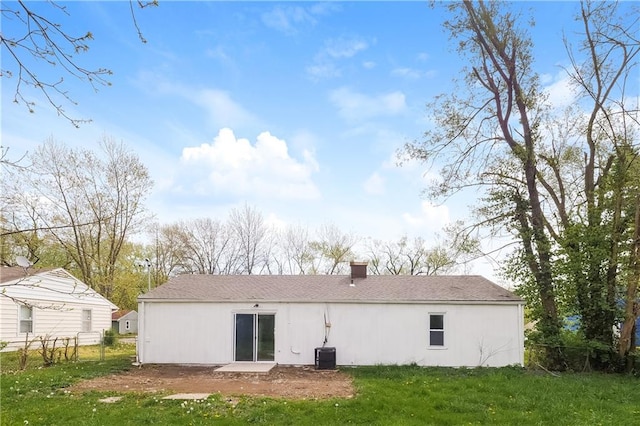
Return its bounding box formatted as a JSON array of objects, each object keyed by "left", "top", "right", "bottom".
[
  {"left": 544, "top": 73, "right": 577, "bottom": 109},
  {"left": 205, "top": 45, "right": 233, "bottom": 65},
  {"left": 391, "top": 67, "right": 422, "bottom": 79},
  {"left": 391, "top": 67, "right": 436, "bottom": 80},
  {"left": 306, "top": 36, "right": 371, "bottom": 81},
  {"left": 539, "top": 73, "right": 553, "bottom": 85},
  {"left": 306, "top": 63, "right": 341, "bottom": 80},
  {"left": 362, "top": 61, "right": 376, "bottom": 70},
  {"left": 132, "top": 72, "right": 259, "bottom": 130},
  {"left": 417, "top": 52, "right": 430, "bottom": 62},
  {"left": 329, "top": 87, "right": 407, "bottom": 122},
  {"left": 324, "top": 37, "right": 368, "bottom": 59},
  {"left": 402, "top": 201, "right": 450, "bottom": 231},
  {"left": 262, "top": 3, "right": 339, "bottom": 35},
  {"left": 363, "top": 172, "right": 385, "bottom": 195},
  {"left": 308, "top": 2, "right": 341, "bottom": 16},
  {"left": 193, "top": 89, "right": 257, "bottom": 130},
  {"left": 264, "top": 212, "right": 288, "bottom": 230},
  {"left": 178, "top": 128, "right": 320, "bottom": 200},
  {"left": 262, "top": 5, "right": 317, "bottom": 35}
]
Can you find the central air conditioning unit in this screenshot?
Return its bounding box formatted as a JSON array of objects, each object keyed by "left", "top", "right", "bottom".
[{"left": 314, "top": 347, "right": 336, "bottom": 370}]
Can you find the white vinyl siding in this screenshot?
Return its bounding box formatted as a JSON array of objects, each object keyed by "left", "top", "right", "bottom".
[
  {"left": 139, "top": 301, "right": 524, "bottom": 367},
  {"left": 1, "top": 268, "right": 118, "bottom": 352}
]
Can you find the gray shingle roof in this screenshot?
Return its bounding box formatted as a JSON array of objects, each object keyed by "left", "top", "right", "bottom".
[
  {"left": 0, "top": 266, "right": 56, "bottom": 284},
  {"left": 138, "top": 274, "right": 522, "bottom": 304}
]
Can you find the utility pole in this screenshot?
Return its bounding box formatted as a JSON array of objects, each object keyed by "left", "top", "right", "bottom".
[{"left": 144, "top": 258, "right": 151, "bottom": 292}]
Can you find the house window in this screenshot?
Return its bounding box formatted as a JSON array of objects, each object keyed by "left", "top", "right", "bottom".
[
  {"left": 125, "top": 320, "right": 130, "bottom": 331},
  {"left": 82, "top": 309, "right": 92, "bottom": 332},
  {"left": 429, "top": 314, "right": 445, "bottom": 347},
  {"left": 19, "top": 305, "right": 33, "bottom": 333}
]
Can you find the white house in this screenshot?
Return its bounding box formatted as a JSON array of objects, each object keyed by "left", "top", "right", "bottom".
[
  {"left": 0, "top": 267, "right": 118, "bottom": 351},
  {"left": 137, "top": 263, "right": 524, "bottom": 368}
]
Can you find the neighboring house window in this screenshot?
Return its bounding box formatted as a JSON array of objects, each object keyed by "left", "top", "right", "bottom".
[
  {"left": 82, "top": 309, "right": 92, "bottom": 332},
  {"left": 19, "top": 305, "right": 33, "bottom": 333},
  {"left": 125, "top": 320, "right": 130, "bottom": 331},
  {"left": 429, "top": 314, "right": 445, "bottom": 347}
]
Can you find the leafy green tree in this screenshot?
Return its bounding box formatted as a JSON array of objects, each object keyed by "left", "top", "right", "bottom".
[
  {"left": 402, "top": 0, "right": 564, "bottom": 367},
  {"left": 404, "top": 0, "right": 638, "bottom": 370},
  {"left": 555, "top": 1, "right": 639, "bottom": 369}
]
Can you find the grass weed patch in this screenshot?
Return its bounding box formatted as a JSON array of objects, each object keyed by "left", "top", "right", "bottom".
[
  {"left": 348, "top": 365, "right": 639, "bottom": 425},
  {"left": 2, "top": 362, "right": 639, "bottom": 425}
]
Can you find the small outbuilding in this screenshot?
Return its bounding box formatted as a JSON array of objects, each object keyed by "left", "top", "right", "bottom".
[
  {"left": 137, "top": 263, "right": 524, "bottom": 368},
  {"left": 111, "top": 310, "right": 138, "bottom": 335},
  {"left": 0, "top": 267, "right": 118, "bottom": 351}
]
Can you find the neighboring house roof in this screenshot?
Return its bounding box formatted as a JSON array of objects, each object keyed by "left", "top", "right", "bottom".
[
  {"left": 0, "top": 266, "right": 118, "bottom": 310},
  {"left": 112, "top": 310, "right": 137, "bottom": 321},
  {"left": 112, "top": 309, "right": 132, "bottom": 320},
  {"left": 0, "top": 266, "right": 57, "bottom": 284},
  {"left": 139, "top": 274, "right": 522, "bottom": 304}
]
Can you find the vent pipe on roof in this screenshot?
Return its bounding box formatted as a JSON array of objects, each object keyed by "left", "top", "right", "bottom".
[{"left": 350, "top": 261, "right": 368, "bottom": 280}]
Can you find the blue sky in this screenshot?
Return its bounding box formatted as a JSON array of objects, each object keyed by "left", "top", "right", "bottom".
[{"left": 1, "top": 1, "right": 599, "bottom": 282}]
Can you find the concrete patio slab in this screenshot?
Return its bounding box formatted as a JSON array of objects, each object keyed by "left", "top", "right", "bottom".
[
  {"left": 215, "top": 363, "right": 276, "bottom": 373},
  {"left": 163, "top": 393, "right": 211, "bottom": 400},
  {"left": 98, "top": 396, "right": 123, "bottom": 403}
]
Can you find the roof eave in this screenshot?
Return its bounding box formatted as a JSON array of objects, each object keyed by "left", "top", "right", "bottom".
[{"left": 138, "top": 298, "right": 523, "bottom": 305}]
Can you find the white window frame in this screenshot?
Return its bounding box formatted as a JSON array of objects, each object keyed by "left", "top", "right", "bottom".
[
  {"left": 428, "top": 313, "right": 446, "bottom": 348},
  {"left": 82, "top": 309, "right": 92, "bottom": 332},
  {"left": 19, "top": 305, "right": 33, "bottom": 334}
]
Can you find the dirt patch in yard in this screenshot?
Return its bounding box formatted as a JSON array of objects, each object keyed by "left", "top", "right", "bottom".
[{"left": 69, "top": 365, "right": 355, "bottom": 400}]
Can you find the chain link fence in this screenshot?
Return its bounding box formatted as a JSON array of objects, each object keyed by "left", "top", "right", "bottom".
[{"left": 0, "top": 330, "right": 136, "bottom": 371}]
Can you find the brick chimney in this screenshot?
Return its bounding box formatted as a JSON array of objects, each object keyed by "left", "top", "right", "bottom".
[{"left": 350, "top": 261, "right": 368, "bottom": 280}]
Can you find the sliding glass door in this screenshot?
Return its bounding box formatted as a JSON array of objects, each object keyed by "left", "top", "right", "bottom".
[{"left": 234, "top": 313, "right": 275, "bottom": 362}]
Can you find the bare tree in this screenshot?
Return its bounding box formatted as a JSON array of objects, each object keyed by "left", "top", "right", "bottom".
[
  {"left": 228, "top": 204, "right": 267, "bottom": 275},
  {"left": 366, "top": 226, "right": 480, "bottom": 276},
  {"left": 309, "top": 223, "right": 359, "bottom": 275},
  {"left": 152, "top": 223, "right": 188, "bottom": 279},
  {"left": 270, "top": 224, "right": 314, "bottom": 274},
  {"left": 0, "top": 0, "right": 157, "bottom": 127},
  {"left": 177, "top": 218, "right": 240, "bottom": 275},
  {"left": 3, "top": 138, "right": 153, "bottom": 298},
  {"left": 0, "top": 146, "right": 28, "bottom": 170}
]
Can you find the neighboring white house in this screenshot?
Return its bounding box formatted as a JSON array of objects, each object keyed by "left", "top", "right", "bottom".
[
  {"left": 0, "top": 267, "right": 118, "bottom": 351},
  {"left": 112, "top": 310, "right": 138, "bottom": 334},
  {"left": 137, "top": 263, "right": 525, "bottom": 368}
]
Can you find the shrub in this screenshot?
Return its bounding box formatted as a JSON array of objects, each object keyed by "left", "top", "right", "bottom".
[{"left": 103, "top": 329, "right": 117, "bottom": 346}]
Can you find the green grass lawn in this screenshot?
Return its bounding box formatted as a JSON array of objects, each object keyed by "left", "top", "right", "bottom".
[{"left": 1, "top": 347, "right": 639, "bottom": 425}]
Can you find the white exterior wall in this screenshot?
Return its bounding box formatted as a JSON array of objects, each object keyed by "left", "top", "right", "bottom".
[
  {"left": 0, "top": 269, "right": 117, "bottom": 351},
  {"left": 138, "top": 301, "right": 524, "bottom": 367},
  {"left": 1, "top": 299, "right": 113, "bottom": 351}
]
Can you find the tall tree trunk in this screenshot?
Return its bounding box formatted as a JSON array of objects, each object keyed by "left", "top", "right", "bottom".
[
  {"left": 619, "top": 193, "right": 640, "bottom": 370},
  {"left": 461, "top": 0, "right": 564, "bottom": 368}
]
